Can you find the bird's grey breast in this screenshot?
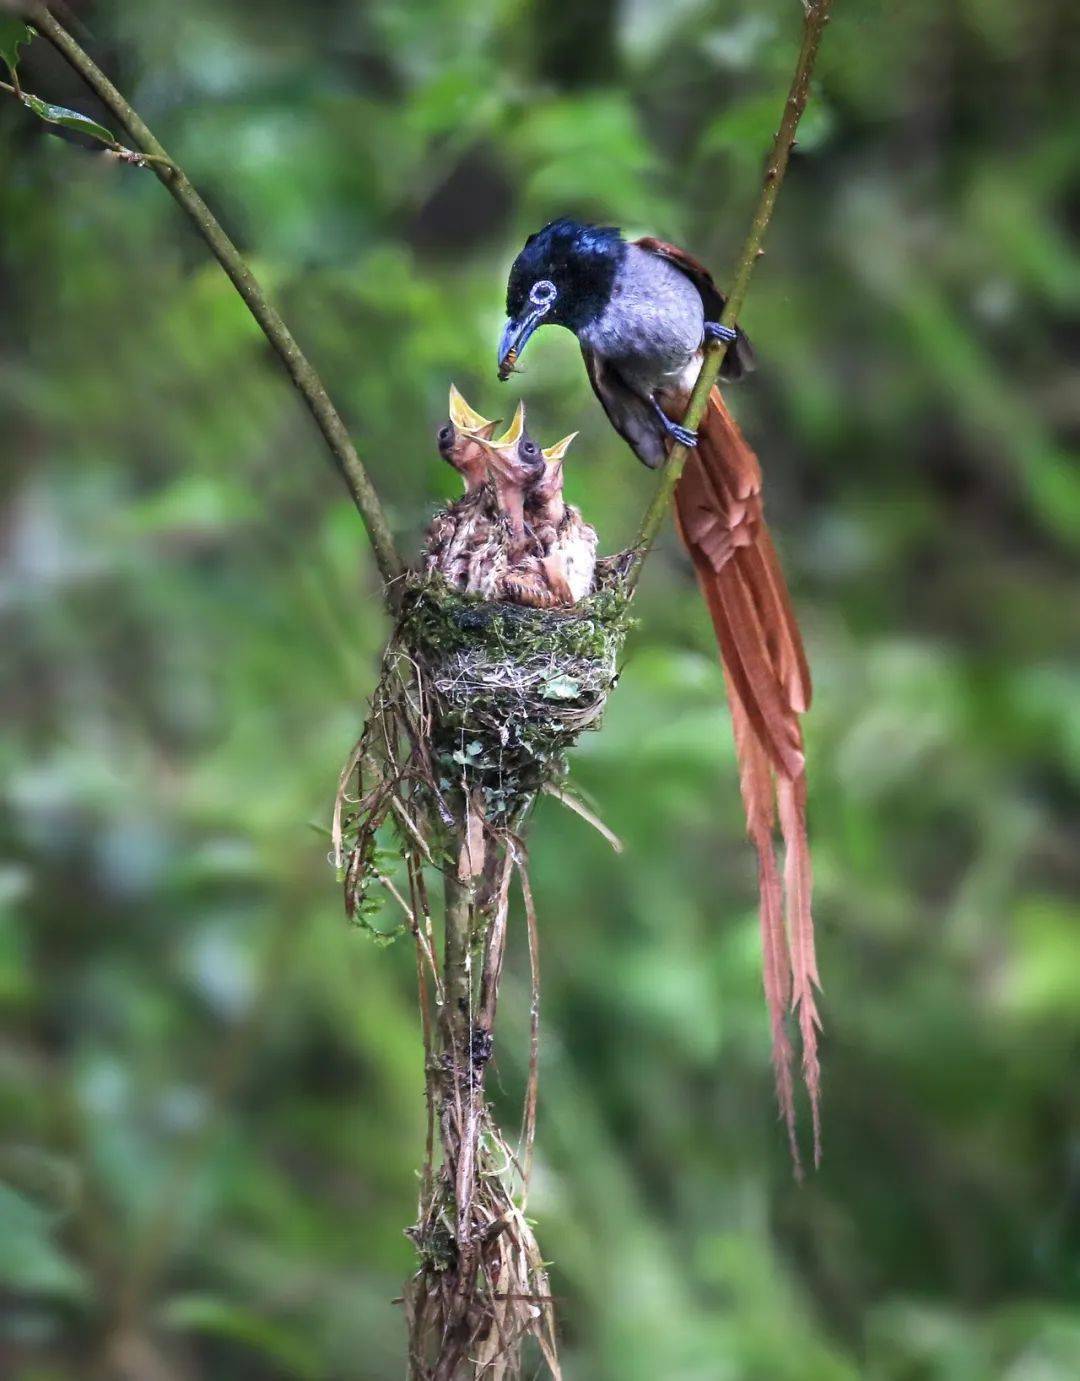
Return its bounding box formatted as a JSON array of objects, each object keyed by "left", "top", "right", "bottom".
[{"left": 580, "top": 245, "right": 704, "bottom": 391}]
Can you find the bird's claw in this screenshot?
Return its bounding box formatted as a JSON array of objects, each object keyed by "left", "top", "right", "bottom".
[
  {"left": 669, "top": 423, "right": 699, "bottom": 448},
  {"left": 704, "top": 321, "right": 739, "bottom": 344},
  {"left": 650, "top": 395, "right": 699, "bottom": 449}
]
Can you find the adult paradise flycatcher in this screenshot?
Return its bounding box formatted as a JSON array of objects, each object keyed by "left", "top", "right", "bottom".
[{"left": 497, "top": 218, "right": 820, "bottom": 1167}]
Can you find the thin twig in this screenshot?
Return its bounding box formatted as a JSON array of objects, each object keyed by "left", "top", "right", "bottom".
[
  {"left": 542, "top": 782, "right": 623, "bottom": 854},
  {"left": 478, "top": 851, "right": 515, "bottom": 1030},
  {"left": 628, "top": 0, "right": 834, "bottom": 584},
  {"left": 22, "top": 1, "right": 404, "bottom": 596},
  {"left": 408, "top": 855, "right": 438, "bottom": 1209},
  {"left": 377, "top": 870, "right": 443, "bottom": 998},
  {"left": 515, "top": 851, "right": 541, "bottom": 1201}
]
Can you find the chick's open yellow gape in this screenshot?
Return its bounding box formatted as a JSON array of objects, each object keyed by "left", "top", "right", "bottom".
[{"left": 425, "top": 384, "right": 597, "bottom": 609}]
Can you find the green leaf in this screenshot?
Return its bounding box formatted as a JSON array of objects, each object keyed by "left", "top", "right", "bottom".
[
  {"left": 21, "top": 93, "right": 117, "bottom": 147},
  {"left": 0, "top": 19, "right": 33, "bottom": 82}
]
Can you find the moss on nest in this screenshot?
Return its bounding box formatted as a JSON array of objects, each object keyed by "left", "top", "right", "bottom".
[{"left": 400, "top": 568, "right": 634, "bottom": 822}]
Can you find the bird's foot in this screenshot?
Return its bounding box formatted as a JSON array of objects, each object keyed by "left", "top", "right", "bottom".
[
  {"left": 704, "top": 320, "right": 739, "bottom": 344},
  {"left": 650, "top": 396, "right": 699, "bottom": 449},
  {"left": 667, "top": 422, "right": 699, "bottom": 448}
]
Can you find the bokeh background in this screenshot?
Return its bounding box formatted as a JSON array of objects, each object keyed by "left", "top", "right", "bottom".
[{"left": 3, "top": 0, "right": 1080, "bottom": 1377}]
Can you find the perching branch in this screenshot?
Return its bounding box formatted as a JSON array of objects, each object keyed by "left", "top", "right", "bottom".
[
  {"left": 629, "top": 0, "right": 834, "bottom": 583},
  {"left": 20, "top": 1, "right": 404, "bottom": 596}
]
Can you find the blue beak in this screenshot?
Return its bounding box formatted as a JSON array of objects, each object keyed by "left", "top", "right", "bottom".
[{"left": 497, "top": 306, "right": 547, "bottom": 381}]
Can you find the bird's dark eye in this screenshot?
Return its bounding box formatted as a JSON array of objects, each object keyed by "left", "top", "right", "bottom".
[
  {"left": 529, "top": 279, "right": 557, "bottom": 308},
  {"left": 522, "top": 440, "right": 539, "bottom": 456},
  {"left": 437, "top": 423, "right": 454, "bottom": 444}
]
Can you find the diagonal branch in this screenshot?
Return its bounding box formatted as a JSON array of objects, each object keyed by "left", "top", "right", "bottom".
[
  {"left": 22, "top": 1, "right": 405, "bottom": 597},
  {"left": 629, "top": 0, "right": 834, "bottom": 584}
]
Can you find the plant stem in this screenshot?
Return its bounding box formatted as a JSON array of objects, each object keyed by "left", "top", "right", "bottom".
[
  {"left": 25, "top": 2, "right": 404, "bottom": 597},
  {"left": 433, "top": 869, "right": 477, "bottom": 1381},
  {"left": 441, "top": 871, "right": 474, "bottom": 1061},
  {"left": 628, "top": 0, "right": 834, "bottom": 585}
]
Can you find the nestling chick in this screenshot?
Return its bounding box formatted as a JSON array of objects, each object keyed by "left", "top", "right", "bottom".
[
  {"left": 476, "top": 413, "right": 597, "bottom": 607},
  {"left": 425, "top": 384, "right": 501, "bottom": 590},
  {"left": 437, "top": 383, "right": 499, "bottom": 492},
  {"left": 428, "top": 388, "right": 529, "bottom": 599},
  {"left": 528, "top": 433, "right": 597, "bottom": 605},
  {"left": 471, "top": 402, "right": 545, "bottom": 552},
  {"left": 472, "top": 405, "right": 566, "bottom": 608},
  {"left": 526, "top": 431, "right": 575, "bottom": 536}
]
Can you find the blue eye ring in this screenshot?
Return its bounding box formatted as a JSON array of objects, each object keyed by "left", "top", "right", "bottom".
[{"left": 529, "top": 279, "right": 557, "bottom": 307}]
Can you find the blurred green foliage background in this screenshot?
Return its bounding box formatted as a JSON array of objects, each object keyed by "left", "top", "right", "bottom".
[{"left": 2, "top": 0, "right": 1079, "bottom": 1377}]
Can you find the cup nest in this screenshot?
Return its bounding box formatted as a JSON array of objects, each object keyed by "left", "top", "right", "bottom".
[{"left": 401, "top": 558, "right": 634, "bottom": 822}]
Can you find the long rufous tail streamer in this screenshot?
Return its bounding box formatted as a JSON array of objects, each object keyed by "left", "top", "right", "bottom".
[{"left": 674, "top": 387, "right": 821, "bottom": 1171}]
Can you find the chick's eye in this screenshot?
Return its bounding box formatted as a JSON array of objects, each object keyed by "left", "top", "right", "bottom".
[
  {"left": 522, "top": 441, "right": 538, "bottom": 456},
  {"left": 437, "top": 424, "right": 453, "bottom": 444}
]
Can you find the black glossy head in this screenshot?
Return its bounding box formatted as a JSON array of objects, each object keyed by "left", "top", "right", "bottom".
[{"left": 505, "top": 219, "right": 625, "bottom": 335}]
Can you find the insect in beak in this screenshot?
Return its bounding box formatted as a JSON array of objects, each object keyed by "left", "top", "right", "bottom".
[{"left": 497, "top": 280, "right": 557, "bottom": 381}]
